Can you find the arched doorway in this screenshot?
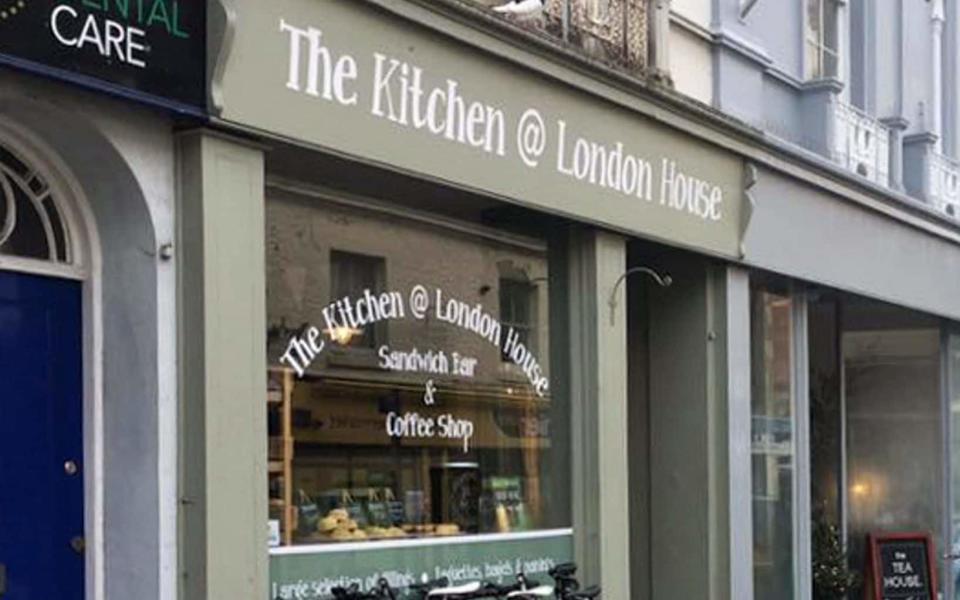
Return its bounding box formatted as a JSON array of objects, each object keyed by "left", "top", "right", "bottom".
[{"left": 0, "top": 137, "right": 91, "bottom": 599}]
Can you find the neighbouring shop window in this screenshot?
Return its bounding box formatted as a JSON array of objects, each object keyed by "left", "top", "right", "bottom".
[
  {"left": 805, "top": 0, "right": 840, "bottom": 79},
  {"left": 950, "top": 334, "right": 960, "bottom": 599},
  {"left": 265, "top": 190, "right": 569, "bottom": 551},
  {"left": 808, "top": 294, "right": 944, "bottom": 595},
  {"left": 842, "top": 306, "right": 942, "bottom": 585},
  {"left": 751, "top": 285, "right": 795, "bottom": 600},
  {"left": 809, "top": 297, "right": 841, "bottom": 528}
]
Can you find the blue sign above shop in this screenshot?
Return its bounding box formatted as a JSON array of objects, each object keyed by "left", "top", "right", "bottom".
[{"left": 0, "top": 0, "right": 206, "bottom": 113}]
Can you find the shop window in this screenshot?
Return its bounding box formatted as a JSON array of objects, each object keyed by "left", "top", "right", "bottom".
[
  {"left": 0, "top": 142, "right": 69, "bottom": 263},
  {"left": 805, "top": 0, "right": 840, "bottom": 80},
  {"left": 950, "top": 334, "right": 960, "bottom": 599},
  {"left": 843, "top": 310, "right": 942, "bottom": 583},
  {"left": 265, "top": 191, "right": 570, "bottom": 587},
  {"left": 808, "top": 294, "right": 944, "bottom": 597},
  {"left": 751, "top": 285, "right": 795, "bottom": 600}
]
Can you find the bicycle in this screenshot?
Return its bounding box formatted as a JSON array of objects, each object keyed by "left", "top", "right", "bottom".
[
  {"left": 411, "top": 570, "right": 593, "bottom": 600},
  {"left": 326, "top": 564, "right": 601, "bottom": 600},
  {"left": 410, "top": 576, "right": 521, "bottom": 599},
  {"left": 546, "top": 563, "right": 601, "bottom": 599},
  {"left": 330, "top": 578, "right": 398, "bottom": 600}
]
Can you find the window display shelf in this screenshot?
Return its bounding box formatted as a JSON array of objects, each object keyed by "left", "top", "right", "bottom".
[{"left": 268, "top": 367, "right": 296, "bottom": 547}]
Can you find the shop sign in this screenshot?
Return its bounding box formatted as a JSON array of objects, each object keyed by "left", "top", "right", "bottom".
[
  {"left": 863, "top": 532, "right": 937, "bottom": 600},
  {"left": 0, "top": 0, "right": 205, "bottom": 111},
  {"left": 215, "top": 0, "right": 746, "bottom": 258},
  {"left": 269, "top": 530, "right": 572, "bottom": 600},
  {"left": 279, "top": 285, "right": 550, "bottom": 454}
]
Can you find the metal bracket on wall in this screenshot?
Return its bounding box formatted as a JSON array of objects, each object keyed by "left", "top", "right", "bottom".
[
  {"left": 608, "top": 266, "right": 673, "bottom": 326},
  {"left": 739, "top": 0, "right": 762, "bottom": 19}
]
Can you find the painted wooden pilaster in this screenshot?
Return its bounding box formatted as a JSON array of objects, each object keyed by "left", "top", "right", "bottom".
[
  {"left": 567, "top": 227, "right": 630, "bottom": 600},
  {"left": 177, "top": 130, "right": 267, "bottom": 600}
]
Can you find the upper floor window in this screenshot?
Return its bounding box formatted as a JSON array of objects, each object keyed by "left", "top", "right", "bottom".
[{"left": 805, "top": 0, "right": 839, "bottom": 80}]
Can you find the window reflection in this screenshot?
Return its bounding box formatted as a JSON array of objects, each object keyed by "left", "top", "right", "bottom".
[
  {"left": 751, "top": 287, "right": 795, "bottom": 600},
  {"left": 265, "top": 192, "right": 568, "bottom": 547},
  {"left": 843, "top": 312, "right": 941, "bottom": 581}
]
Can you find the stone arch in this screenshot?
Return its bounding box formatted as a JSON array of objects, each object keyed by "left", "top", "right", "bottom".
[{"left": 0, "top": 84, "right": 168, "bottom": 600}]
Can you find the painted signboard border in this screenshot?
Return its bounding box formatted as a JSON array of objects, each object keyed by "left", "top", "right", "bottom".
[
  {"left": 270, "top": 527, "right": 575, "bottom": 556},
  {"left": 0, "top": 53, "right": 207, "bottom": 117},
  {"left": 865, "top": 531, "right": 938, "bottom": 600}
]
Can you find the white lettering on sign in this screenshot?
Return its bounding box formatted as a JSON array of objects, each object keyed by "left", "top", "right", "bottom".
[
  {"left": 50, "top": 4, "right": 148, "bottom": 68},
  {"left": 660, "top": 159, "right": 724, "bottom": 221},
  {"left": 280, "top": 285, "right": 550, "bottom": 396},
  {"left": 279, "top": 325, "right": 326, "bottom": 378},
  {"left": 280, "top": 21, "right": 358, "bottom": 105},
  {"left": 370, "top": 53, "right": 507, "bottom": 155},
  {"left": 269, "top": 555, "right": 561, "bottom": 599},
  {"left": 556, "top": 120, "right": 653, "bottom": 201},
  {"left": 277, "top": 18, "right": 729, "bottom": 224},
  {"left": 434, "top": 289, "right": 502, "bottom": 347},
  {"left": 378, "top": 346, "right": 479, "bottom": 378},
  {"left": 321, "top": 289, "right": 404, "bottom": 334},
  {"left": 277, "top": 285, "right": 552, "bottom": 453},
  {"left": 385, "top": 411, "right": 475, "bottom": 453}
]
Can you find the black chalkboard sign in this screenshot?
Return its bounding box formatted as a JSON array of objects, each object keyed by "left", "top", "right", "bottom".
[
  {"left": 0, "top": 0, "right": 206, "bottom": 112},
  {"left": 864, "top": 532, "right": 938, "bottom": 600}
]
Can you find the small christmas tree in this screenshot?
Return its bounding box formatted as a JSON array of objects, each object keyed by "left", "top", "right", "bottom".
[{"left": 812, "top": 511, "right": 861, "bottom": 600}]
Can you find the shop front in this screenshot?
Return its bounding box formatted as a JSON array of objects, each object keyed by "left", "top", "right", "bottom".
[
  {"left": 0, "top": 0, "right": 206, "bottom": 598},
  {"left": 191, "top": 0, "right": 749, "bottom": 598},
  {"left": 737, "top": 165, "right": 960, "bottom": 600},
  {"left": 263, "top": 183, "right": 574, "bottom": 596},
  {"left": 190, "top": 1, "right": 960, "bottom": 600}
]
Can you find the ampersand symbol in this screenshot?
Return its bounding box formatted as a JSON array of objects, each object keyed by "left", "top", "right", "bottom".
[{"left": 423, "top": 379, "right": 437, "bottom": 405}]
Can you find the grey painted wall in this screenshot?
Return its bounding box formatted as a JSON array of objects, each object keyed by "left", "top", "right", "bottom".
[
  {"left": 749, "top": 0, "right": 803, "bottom": 79},
  {"left": 0, "top": 72, "right": 177, "bottom": 600},
  {"left": 744, "top": 164, "right": 960, "bottom": 321},
  {"left": 708, "top": 0, "right": 954, "bottom": 207}
]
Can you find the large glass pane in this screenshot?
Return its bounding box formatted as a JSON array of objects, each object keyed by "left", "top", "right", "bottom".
[
  {"left": 823, "top": 0, "right": 839, "bottom": 53},
  {"left": 844, "top": 312, "right": 942, "bottom": 584},
  {"left": 265, "top": 190, "right": 570, "bottom": 555},
  {"left": 751, "top": 287, "right": 795, "bottom": 600},
  {"left": 810, "top": 297, "right": 841, "bottom": 526}
]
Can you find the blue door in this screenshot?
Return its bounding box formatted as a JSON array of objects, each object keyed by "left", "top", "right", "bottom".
[{"left": 0, "top": 271, "right": 84, "bottom": 599}]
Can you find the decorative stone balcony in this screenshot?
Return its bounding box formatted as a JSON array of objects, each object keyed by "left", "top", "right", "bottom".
[
  {"left": 832, "top": 101, "right": 891, "bottom": 187},
  {"left": 472, "top": 0, "right": 647, "bottom": 74},
  {"left": 929, "top": 152, "right": 960, "bottom": 219}
]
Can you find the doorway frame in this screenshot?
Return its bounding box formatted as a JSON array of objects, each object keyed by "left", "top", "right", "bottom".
[
  {"left": 0, "top": 119, "right": 104, "bottom": 600},
  {"left": 943, "top": 326, "right": 960, "bottom": 600}
]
